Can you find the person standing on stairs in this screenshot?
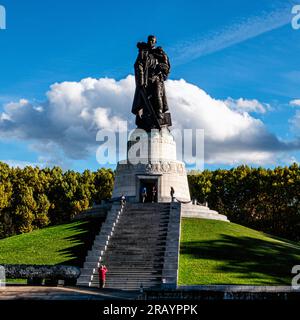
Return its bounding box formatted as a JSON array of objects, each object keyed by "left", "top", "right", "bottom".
[{"left": 98, "top": 265, "right": 108, "bottom": 288}]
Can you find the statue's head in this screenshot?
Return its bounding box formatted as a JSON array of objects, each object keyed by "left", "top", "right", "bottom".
[{"left": 147, "top": 35, "right": 157, "bottom": 48}]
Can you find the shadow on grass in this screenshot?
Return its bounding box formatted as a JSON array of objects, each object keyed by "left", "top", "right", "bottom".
[
  {"left": 180, "top": 234, "right": 300, "bottom": 284},
  {"left": 57, "top": 217, "right": 105, "bottom": 268}
]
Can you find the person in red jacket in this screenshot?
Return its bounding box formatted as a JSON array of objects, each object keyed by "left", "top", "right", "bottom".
[{"left": 98, "top": 265, "right": 108, "bottom": 288}]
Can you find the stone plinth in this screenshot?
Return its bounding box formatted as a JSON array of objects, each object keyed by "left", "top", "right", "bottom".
[{"left": 112, "top": 128, "right": 191, "bottom": 202}]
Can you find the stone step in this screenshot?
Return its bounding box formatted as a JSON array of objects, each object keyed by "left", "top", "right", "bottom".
[
  {"left": 124, "top": 213, "right": 169, "bottom": 216},
  {"left": 103, "top": 255, "right": 165, "bottom": 259},
  {"left": 104, "top": 260, "right": 168, "bottom": 266},
  {"left": 89, "top": 275, "right": 161, "bottom": 283},
  {"left": 94, "top": 271, "right": 161, "bottom": 276},
  {"left": 90, "top": 283, "right": 159, "bottom": 290},
  {"left": 91, "top": 275, "right": 162, "bottom": 281},
  {"left": 107, "top": 245, "right": 166, "bottom": 249},
  {"left": 111, "top": 231, "right": 168, "bottom": 235},
  {"left": 104, "top": 282, "right": 161, "bottom": 287},
  {"left": 126, "top": 205, "right": 169, "bottom": 207},
  {"left": 104, "top": 250, "right": 165, "bottom": 254},
  {"left": 111, "top": 238, "right": 165, "bottom": 245},
  {"left": 118, "top": 222, "right": 167, "bottom": 226},
  {"left": 117, "top": 224, "right": 169, "bottom": 227},
  {"left": 117, "top": 219, "right": 168, "bottom": 222},
  {"left": 112, "top": 230, "right": 167, "bottom": 234},
  {"left": 107, "top": 241, "right": 167, "bottom": 246},
  {"left": 101, "top": 266, "right": 162, "bottom": 270},
  {"left": 104, "top": 251, "right": 165, "bottom": 256},
  {"left": 77, "top": 281, "right": 90, "bottom": 287},
  {"left": 78, "top": 275, "right": 96, "bottom": 282},
  {"left": 126, "top": 207, "right": 170, "bottom": 210},
  {"left": 106, "top": 244, "right": 166, "bottom": 249},
  {"left": 121, "top": 213, "right": 169, "bottom": 216},
  {"left": 83, "top": 262, "right": 100, "bottom": 269},
  {"left": 107, "top": 242, "right": 167, "bottom": 247},
  {"left": 107, "top": 240, "right": 167, "bottom": 245},
  {"left": 112, "top": 229, "right": 168, "bottom": 233},
  {"left": 80, "top": 268, "right": 96, "bottom": 276},
  {"left": 105, "top": 247, "right": 166, "bottom": 251},
  {"left": 101, "top": 256, "right": 164, "bottom": 269},
  {"left": 97, "top": 272, "right": 162, "bottom": 276},
  {"left": 126, "top": 210, "right": 169, "bottom": 213},
  {"left": 106, "top": 245, "right": 166, "bottom": 250},
  {"left": 92, "top": 243, "right": 108, "bottom": 250},
  {"left": 103, "top": 258, "right": 165, "bottom": 262},
  {"left": 86, "top": 256, "right": 102, "bottom": 262},
  {"left": 115, "top": 223, "right": 169, "bottom": 227},
  {"left": 100, "top": 283, "right": 162, "bottom": 289},
  {"left": 93, "top": 279, "right": 162, "bottom": 285},
  {"left": 105, "top": 278, "right": 163, "bottom": 283},
  {"left": 109, "top": 237, "right": 167, "bottom": 241},
  {"left": 105, "top": 254, "right": 175, "bottom": 260}
]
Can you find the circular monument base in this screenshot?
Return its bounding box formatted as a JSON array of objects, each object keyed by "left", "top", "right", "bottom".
[
  {"left": 112, "top": 160, "right": 191, "bottom": 202},
  {"left": 112, "top": 128, "right": 191, "bottom": 203}
]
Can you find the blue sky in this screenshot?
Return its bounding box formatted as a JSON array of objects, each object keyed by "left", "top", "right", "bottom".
[{"left": 1, "top": 0, "right": 300, "bottom": 171}]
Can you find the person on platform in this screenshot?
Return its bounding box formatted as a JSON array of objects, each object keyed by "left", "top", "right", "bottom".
[
  {"left": 120, "top": 194, "right": 126, "bottom": 206},
  {"left": 152, "top": 185, "right": 157, "bottom": 203},
  {"left": 98, "top": 265, "right": 108, "bottom": 289},
  {"left": 141, "top": 186, "right": 147, "bottom": 203},
  {"left": 170, "top": 186, "right": 175, "bottom": 202}
]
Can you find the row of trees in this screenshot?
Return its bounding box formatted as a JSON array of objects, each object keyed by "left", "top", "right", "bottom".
[
  {"left": 188, "top": 163, "right": 300, "bottom": 241},
  {"left": 0, "top": 162, "right": 114, "bottom": 239},
  {"left": 1, "top": 162, "right": 300, "bottom": 241}
]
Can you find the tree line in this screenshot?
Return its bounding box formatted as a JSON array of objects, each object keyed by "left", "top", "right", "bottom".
[
  {"left": 1, "top": 162, "right": 300, "bottom": 242},
  {"left": 0, "top": 162, "right": 114, "bottom": 239},
  {"left": 188, "top": 163, "right": 300, "bottom": 242}
]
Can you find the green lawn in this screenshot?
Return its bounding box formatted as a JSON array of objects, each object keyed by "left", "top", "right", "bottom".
[
  {"left": 179, "top": 218, "right": 300, "bottom": 285},
  {"left": 2, "top": 216, "right": 300, "bottom": 286},
  {"left": 0, "top": 217, "right": 104, "bottom": 267}
]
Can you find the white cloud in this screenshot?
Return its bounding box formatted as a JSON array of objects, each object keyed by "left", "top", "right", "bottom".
[
  {"left": 0, "top": 75, "right": 299, "bottom": 167},
  {"left": 166, "top": 79, "right": 295, "bottom": 164},
  {"left": 224, "top": 97, "right": 270, "bottom": 114},
  {"left": 290, "top": 99, "right": 300, "bottom": 107}
]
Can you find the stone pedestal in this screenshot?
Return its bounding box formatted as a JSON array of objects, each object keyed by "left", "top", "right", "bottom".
[{"left": 112, "top": 128, "right": 191, "bottom": 202}]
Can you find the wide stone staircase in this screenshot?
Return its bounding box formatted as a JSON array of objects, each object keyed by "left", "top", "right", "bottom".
[
  {"left": 91, "top": 203, "right": 171, "bottom": 290},
  {"left": 76, "top": 204, "right": 122, "bottom": 287}
]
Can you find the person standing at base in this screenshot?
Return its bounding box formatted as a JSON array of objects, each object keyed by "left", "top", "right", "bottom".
[
  {"left": 141, "top": 186, "right": 147, "bottom": 203},
  {"left": 98, "top": 265, "right": 108, "bottom": 288},
  {"left": 170, "top": 186, "right": 175, "bottom": 202},
  {"left": 152, "top": 185, "right": 157, "bottom": 203},
  {"left": 120, "top": 194, "right": 126, "bottom": 206}
]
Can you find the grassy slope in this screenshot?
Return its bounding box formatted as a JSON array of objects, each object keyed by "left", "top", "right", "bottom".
[
  {"left": 0, "top": 218, "right": 104, "bottom": 267},
  {"left": 179, "top": 218, "right": 300, "bottom": 285},
  {"left": 1, "top": 216, "right": 299, "bottom": 286}
]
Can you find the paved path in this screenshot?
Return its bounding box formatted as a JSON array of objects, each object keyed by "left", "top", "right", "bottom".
[
  {"left": 0, "top": 286, "right": 140, "bottom": 300},
  {"left": 178, "top": 285, "right": 298, "bottom": 292}
]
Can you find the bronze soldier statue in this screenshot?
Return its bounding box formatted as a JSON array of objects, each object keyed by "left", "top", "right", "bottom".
[{"left": 131, "top": 35, "right": 172, "bottom": 131}]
